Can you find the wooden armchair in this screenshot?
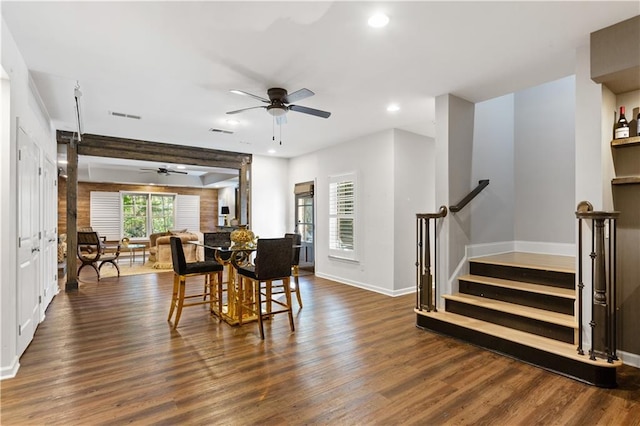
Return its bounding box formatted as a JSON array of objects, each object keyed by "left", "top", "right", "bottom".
[{"left": 77, "top": 231, "right": 121, "bottom": 280}]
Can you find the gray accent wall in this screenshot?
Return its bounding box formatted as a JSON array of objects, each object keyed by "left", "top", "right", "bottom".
[
  {"left": 514, "top": 76, "right": 576, "bottom": 244},
  {"left": 471, "top": 94, "right": 516, "bottom": 244}
]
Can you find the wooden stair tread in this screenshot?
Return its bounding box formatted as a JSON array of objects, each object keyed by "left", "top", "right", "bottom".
[
  {"left": 443, "top": 293, "right": 576, "bottom": 328},
  {"left": 470, "top": 252, "right": 575, "bottom": 274},
  {"left": 415, "top": 310, "right": 620, "bottom": 368},
  {"left": 458, "top": 274, "right": 575, "bottom": 299}
]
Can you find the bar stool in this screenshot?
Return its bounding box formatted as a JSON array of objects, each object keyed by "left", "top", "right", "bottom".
[
  {"left": 168, "top": 237, "right": 224, "bottom": 329},
  {"left": 236, "top": 238, "right": 294, "bottom": 339}
]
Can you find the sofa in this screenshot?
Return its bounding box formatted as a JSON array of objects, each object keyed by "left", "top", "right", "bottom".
[{"left": 149, "top": 230, "right": 203, "bottom": 269}]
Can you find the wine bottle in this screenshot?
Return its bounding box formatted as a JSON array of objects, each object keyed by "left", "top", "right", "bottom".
[
  {"left": 615, "top": 106, "right": 629, "bottom": 139},
  {"left": 637, "top": 110, "right": 640, "bottom": 136}
]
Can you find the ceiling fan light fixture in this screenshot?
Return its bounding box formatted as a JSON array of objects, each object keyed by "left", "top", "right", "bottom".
[{"left": 267, "top": 105, "right": 287, "bottom": 117}]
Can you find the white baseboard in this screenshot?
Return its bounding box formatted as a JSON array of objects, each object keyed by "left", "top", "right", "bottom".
[
  {"left": 465, "top": 241, "right": 576, "bottom": 258},
  {"left": 0, "top": 356, "right": 20, "bottom": 380},
  {"left": 466, "top": 241, "right": 515, "bottom": 259},
  {"left": 514, "top": 240, "right": 575, "bottom": 257},
  {"left": 618, "top": 350, "right": 640, "bottom": 369},
  {"left": 314, "top": 272, "right": 396, "bottom": 297}
]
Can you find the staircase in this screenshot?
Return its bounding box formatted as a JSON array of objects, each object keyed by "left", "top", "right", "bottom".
[{"left": 415, "top": 252, "right": 621, "bottom": 388}]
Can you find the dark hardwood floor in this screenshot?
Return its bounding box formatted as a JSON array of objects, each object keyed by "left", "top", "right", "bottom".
[{"left": 1, "top": 270, "right": 639, "bottom": 425}]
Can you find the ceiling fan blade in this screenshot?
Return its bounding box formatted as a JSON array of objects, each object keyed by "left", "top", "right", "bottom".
[
  {"left": 226, "top": 106, "right": 267, "bottom": 115},
  {"left": 169, "top": 170, "right": 188, "bottom": 175},
  {"left": 283, "top": 88, "right": 314, "bottom": 104},
  {"left": 288, "top": 104, "right": 331, "bottom": 119},
  {"left": 140, "top": 168, "right": 157, "bottom": 172},
  {"left": 229, "top": 89, "right": 270, "bottom": 103}
]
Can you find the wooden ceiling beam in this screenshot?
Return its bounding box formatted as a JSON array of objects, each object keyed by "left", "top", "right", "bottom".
[{"left": 56, "top": 131, "right": 251, "bottom": 170}]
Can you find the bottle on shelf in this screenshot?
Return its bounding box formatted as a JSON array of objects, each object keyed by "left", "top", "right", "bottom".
[
  {"left": 637, "top": 110, "right": 640, "bottom": 137},
  {"left": 614, "top": 106, "right": 629, "bottom": 139}
]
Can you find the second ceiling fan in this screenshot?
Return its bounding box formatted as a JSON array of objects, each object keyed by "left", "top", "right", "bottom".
[{"left": 226, "top": 87, "right": 331, "bottom": 123}]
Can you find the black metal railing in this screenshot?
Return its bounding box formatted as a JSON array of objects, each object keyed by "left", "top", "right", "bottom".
[
  {"left": 449, "top": 179, "right": 490, "bottom": 213},
  {"left": 576, "top": 201, "right": 620, "bottom": 363},
  {"left": 416, "top": 206, "right": 448, "bottom": 312}
]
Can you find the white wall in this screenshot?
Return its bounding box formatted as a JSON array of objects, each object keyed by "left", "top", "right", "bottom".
[
  {"left": 471, "top": 94, "right": 515, "bottom": 245},
  {"left": 393, "top": 129, "right": 435, "bottom": 292},
  {"left": 514, "top": 76, "right": 576, "bottom": 244},
  {"left": 250, "top": 155, "right": 289, "bottom": 238},
  {"left": 1, "top": 18, "right": 56, "bottom": 378},
  {"left": 290, "top": 129, "right": 417, "bottom": 295}
]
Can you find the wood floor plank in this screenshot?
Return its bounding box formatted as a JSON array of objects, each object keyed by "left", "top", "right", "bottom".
[{"left": 0, "top": 270, "right": 638, "bottom": 425}]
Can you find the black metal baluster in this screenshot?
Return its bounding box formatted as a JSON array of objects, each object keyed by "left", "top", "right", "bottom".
[
  {"left": 590, "top": 222, "right": 597, "bottom": 361},
  {"left": 433, "top": 217, "right": 438, "bottom": 312},
  {"left": 577, "top": 216, "right": 584, "bottom": 355}
]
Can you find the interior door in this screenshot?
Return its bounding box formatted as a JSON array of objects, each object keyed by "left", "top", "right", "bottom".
[
  {"left": 295, "top": 189, "right": 315, "bottom": 270},
  {"left": 17, "top": 124, "right": 41, "bottom": 356},
  {"left": 41, "top": 157, "right": 58, "bottom": 312}
]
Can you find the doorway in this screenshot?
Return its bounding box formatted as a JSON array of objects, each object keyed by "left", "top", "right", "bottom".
[{"left": 294, "top": 181, "right": 314, "bottom": 272}]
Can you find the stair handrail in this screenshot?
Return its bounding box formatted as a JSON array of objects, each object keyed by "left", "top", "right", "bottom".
[
  {"left": 449, "top": 179, "right": 490, "bottom": 213},
  {"left": 416, "top": 206, "right": 448, "bottom": 312},
  {"left": 575, "top": 200, "right": 620, "bottom": 363}
]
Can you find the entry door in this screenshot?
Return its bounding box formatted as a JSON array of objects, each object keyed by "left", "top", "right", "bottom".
[
  {"left": 17, "top": 124, "right": 41, "bottom": 356},
  {"left": 41, "top": 157, "right": 58, "bottom": 312},
  {"left": 295, "top": 192, "right": 314, "bottom": 269}
]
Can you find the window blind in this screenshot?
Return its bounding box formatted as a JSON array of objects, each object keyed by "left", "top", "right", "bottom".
[
  {"left": 175, "top": 194, "right": 200, "bottom": 232},
  {"left": 90, "top": 191, "right": 120, "bottom": 240},
  {"left": 328, "top": 173, "right": 357, "bottom": 261}
]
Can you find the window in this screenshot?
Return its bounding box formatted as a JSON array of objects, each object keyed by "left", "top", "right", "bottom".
[
  {"left": 122, "top": 192, "right": 175, "bottom": 239},
  {"left": 329, "top": 173, "right": 357, "bottom": 261}
]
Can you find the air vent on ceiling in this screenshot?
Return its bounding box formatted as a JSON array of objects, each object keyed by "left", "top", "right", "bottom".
[
  {"left": 209, "top": 128, "right": 234, "bottom": 134},
  {"left": 109, "top": 111, "right": 141, "bottom": 120}
]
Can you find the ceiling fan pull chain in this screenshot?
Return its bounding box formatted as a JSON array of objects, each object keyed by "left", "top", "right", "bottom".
[
  {"left": 280, "top": 122, "right": 282, "bottom": 145},
  {"left": 272, "top": 116, "right": 275, "bottom": 141}
]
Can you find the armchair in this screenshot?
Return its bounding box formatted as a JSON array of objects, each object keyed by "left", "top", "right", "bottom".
[
  {"left": 77, "top": 231, "right": 121, "bottom": 280},
  {"left": 151, "top": 231, "right": 202, "bottom": 269}
]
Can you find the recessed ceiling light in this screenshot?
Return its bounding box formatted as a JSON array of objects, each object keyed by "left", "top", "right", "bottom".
[
  {"left": 176, "top": 165, "right": 186, "bottom": 170},
  {"left": 226, "top": 119, "right": 240, "bottom": 126},
  {"left": 387, "top": 104, "right": 400, "bottom": 112},
  {"left": 368, "top": 13, "right": 389, "bottom": 28},
  {"left": 268, "top": 149, "right": 276, "bottom": 154}
]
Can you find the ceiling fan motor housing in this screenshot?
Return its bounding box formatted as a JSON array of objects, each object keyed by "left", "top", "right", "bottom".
[{"left": 267, "top": 88, "right": 288, "bottom": 101}]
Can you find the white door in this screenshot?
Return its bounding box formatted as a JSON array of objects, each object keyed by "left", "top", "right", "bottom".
[
  {"left": 17, "top": 124, "right": 41, "bottom": 356},
  {"left": 41, "top": 157, "right": 58, "bottom": 313}
]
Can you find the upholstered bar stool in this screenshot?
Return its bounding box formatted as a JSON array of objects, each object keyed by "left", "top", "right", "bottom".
[
  {"left": 168, "top": 237, "right": 224, "bottom": 329},
  {"left": 236, "top": 238, "right": 294, "bottom": 339}
]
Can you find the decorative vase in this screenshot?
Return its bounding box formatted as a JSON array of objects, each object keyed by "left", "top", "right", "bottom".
[{"left": 230, "top": 225, "right": 256, "bottom": 249}]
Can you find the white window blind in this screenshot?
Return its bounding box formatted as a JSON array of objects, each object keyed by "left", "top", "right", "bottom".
[
  {"left": 329, "top": 172, "right": 357, "bottom": 261},
  {"left": 90, "top": 191, "right": 120, "bottom": 241},
  {"left": 175, "top": 194, "right": 200, "bottom": 232}
]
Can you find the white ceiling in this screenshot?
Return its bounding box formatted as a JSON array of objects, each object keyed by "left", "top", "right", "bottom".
[{"left": 2, "top": 1, "right": 639, "bottom": 168}]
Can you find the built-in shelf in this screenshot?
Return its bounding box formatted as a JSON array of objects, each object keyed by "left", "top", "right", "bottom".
[
  {"left": 612, "top": 176, "right": 640, "bottom": 185},
  {"left": 611, "top": 136, "right": 640, "bottom": 148}
]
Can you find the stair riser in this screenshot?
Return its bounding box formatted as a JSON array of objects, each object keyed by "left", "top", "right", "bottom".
[
  {"left": 416, "top": 315, "right": 617, "bottom": 388},
  {"left": 445, "top": 299, "right": 574, "bottom": 344},
  {"left": 470, "top": 262, "right": 574, "bottom": 289},
  {"left": 459, "top": 280, "right": 574, "bottom": 315}
]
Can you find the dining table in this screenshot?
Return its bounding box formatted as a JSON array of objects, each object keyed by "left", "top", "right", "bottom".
[
  {"left": 188, "top": 240, "right": 301, "bottom": 326},
  {"left": 189, "top": 241, "right": 258, "bottom": 325}
]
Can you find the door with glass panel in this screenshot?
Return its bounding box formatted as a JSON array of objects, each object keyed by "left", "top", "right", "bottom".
[{"left": 294, "top": 182, "right": 314, "bottom": 271}]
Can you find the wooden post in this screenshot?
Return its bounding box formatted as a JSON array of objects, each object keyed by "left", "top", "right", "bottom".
[{"left": 65, "top": 136, "right": 78, "bottom": 291}]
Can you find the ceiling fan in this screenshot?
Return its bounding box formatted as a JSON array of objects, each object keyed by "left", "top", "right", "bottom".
[
  {"left": 140, "top": 167, "right": 187, "bottom": 176},
  {"left": 226, "top": 88, "right": 331, "bottom": 123}
]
